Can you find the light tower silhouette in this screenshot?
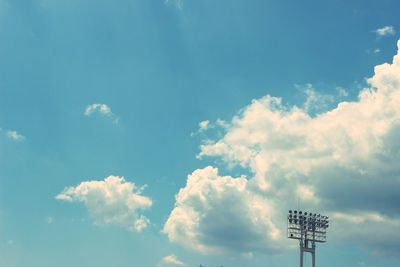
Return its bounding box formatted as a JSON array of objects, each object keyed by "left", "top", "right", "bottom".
[{"left": 287, "top": 210, "right": 329, "bottom": 267}]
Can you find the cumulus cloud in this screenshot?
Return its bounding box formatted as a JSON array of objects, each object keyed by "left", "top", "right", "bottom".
[
  {"left": 374, "top": 26, "right": 396, "bottom": 37},
  {"left": 84, "top": 103, "right": 119, "bottom": 124},
  {"left": 56, "top": 176, "right": 152, "bottom": 232},
  {"left": 164, "top": 167, "right": 283, "bottom": 255},
  {"left": 158, "top": 254, "right": 186, "bottom": 266},
  {"left": 0, "top": 128, "right": 25, "bottom": 141},
  {"left": 165, "top": 40, "right": 400, "bottom": 256}
]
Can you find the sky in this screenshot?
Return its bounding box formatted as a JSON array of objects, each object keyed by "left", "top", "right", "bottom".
[{"left": 1, "top": 0, "right": 400, "bottom": 267}]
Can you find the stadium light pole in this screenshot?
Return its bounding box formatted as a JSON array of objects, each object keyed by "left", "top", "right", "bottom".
[{"left": 287, "top": 210, "right": 329, "bottom": 267}]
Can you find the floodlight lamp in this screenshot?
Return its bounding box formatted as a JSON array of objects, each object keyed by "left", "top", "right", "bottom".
[
  {"left": 294, "top": 210, "right": 297, "bottom": 214},
  {"left": 289, "top": 210, "right": 292, "bottom": 213}
]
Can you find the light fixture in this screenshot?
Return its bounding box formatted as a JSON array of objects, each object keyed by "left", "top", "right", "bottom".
[{"left": 287, "top": 210, "right": 329, "bottom": 267}]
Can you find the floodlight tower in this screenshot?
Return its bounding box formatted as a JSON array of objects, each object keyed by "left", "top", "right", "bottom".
[{"left": 287, "top": 210, "right": 329, "bottom": 267}]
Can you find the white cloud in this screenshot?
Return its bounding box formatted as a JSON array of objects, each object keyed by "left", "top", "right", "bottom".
[
  {"left": 166, "top": 40, "right": 400, "bottom": 255},
  {"left": 216, "top": 119, "right": 229, "bottom": 128},
  {"left": 6, "top": 130, "right": 25, "bottom": 141},
  {"left": 84, "top": 103, "right": 119, "bottom": 124},
  {"left": 158, "top": 254, "right": 186, "bottom": 266},
  {"left": 163, "top": 166, "right": 284, "bottom": 255},
  {"left": 374, "top": 26, "right": 396, "bottom": 37},
  {"left": 192, "top": 119, "right": 230, "bottom": 137},
  {"left": 0, "top": 128, "right": 25, "bottom": 141},
  {"left": 56, "top": 176, "right": 152, "bottom": 232},
  {"left": 296, "top": 184, "right": 319, "bottom": 203},
  {"left": 198, "top": 120, "right": 210, "bottom": 132}
]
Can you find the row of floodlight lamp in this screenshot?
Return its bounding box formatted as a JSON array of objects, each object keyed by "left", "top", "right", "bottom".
[
  {"left": 288, "top": 210, "right": 329, "bottom": 228},
  {"left": 288, "top": 210, "right": 328, "bottom": 219},
  {"left": 288, "top": 218, "right": 329, "bottom": 228}
]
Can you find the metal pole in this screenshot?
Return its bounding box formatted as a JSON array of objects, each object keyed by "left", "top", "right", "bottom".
[
  {"left": 312, "top": 250, "right": 315, "bottom": 267},
  {"left": 312, "top": 242, "right": 315, "bottom": 267},
  {"left": 300, "top": 227, "right": 304, "bottom": 267},
  {"left": 300, "top": 245, "right": 303, "bottom": 267}
]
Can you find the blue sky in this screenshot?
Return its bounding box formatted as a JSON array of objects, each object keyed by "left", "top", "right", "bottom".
[{"left": 1, "top": 0, "right": 400, "bottom": 266}]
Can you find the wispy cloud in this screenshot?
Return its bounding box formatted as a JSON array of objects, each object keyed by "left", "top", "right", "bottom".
[
  {"left": 0, "top": 128, "right": 25, "bottom": 141},
  {"left": 296, "top": 83, "right": 349, "bottom": 114},
  {"left": 56, "top": 176, "right": 152, "bottom": 232},
  {"left": 164, "top": 0, "right": 183, "bottom": 10},
  {"left": 191, "top": 119, "right": 229, "bottom": 137},
  {"left": 45, "top": 216, "right": 54, "bottom": 224},
  {"left": 84, "top": 103, "right": 119, "bottom": 124},
  {"left": 158, "top": 254, "right": 187, "bottom": 266},
  {"left": 374, "top": 25, "right": 396, "bottom": 37},
  {"left": 191, "top": 120, "right": 211, "bottom": 136}
]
